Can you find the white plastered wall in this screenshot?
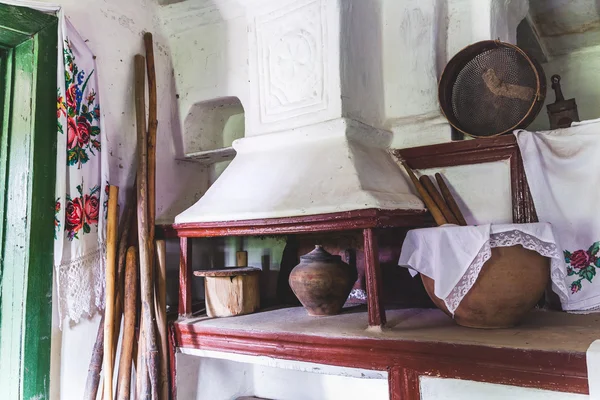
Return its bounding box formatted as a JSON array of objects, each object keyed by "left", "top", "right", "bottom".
[
  {"left": 37, "top": 0, "right": 580, "bottom": 398},
  {"left": 420, "top": 377, "right": 587, "bottom": 400},
  {"left": 530, "top": 46, "right": 600, "bottom": 131},
  {"left": 37, "top": 0, "right": 205, "bottom": 398},
  {"left": 176, "top": 351, "right": 390, "bottom": 400}
]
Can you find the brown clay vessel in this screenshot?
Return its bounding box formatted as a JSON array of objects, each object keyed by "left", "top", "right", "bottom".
[
  {"left": 421, "top": 245, "right": 550, "bottom": 328},
  {"left": 289, "top": 245, "right": 358, "bottom": 316}
]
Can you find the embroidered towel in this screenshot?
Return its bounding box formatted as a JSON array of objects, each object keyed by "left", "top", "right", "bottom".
[
  {"left": 54, "top": 19, "right": 109, "bottom": 326},
  {"left": 515, "top": 121, "right": 600, "bottom": 311},
  {"left": 398, "top": 223, "right": 566, "bottom": 314}
]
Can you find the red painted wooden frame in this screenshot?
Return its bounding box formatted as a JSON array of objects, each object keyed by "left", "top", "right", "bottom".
[
  {"left": 173, "top": 323, "right": 588, "bottom": 399},
  {"left": 173, "top": 208, "right": 431, "bottom": 238},
  {"left": 394, "top": 135, "right": 537, "bottom": 223}
]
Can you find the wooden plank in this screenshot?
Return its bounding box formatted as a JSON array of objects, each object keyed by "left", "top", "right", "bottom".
[
  {"left": 174, "top": 208, "right": 432, "bottom": 238},
  {"left": 0, "top": 48, "right": 12, "bottom": 274},
  {"left": 20, "top": 23, "right": 58, "bottom": 400},
  {"left": 0, "top": 37, "right": 37, "bottom": 400},
  {"left": 0, "top": 8, "right": 57, "bottom": 398},
  {"left": 0, "top": 3, "right": 56, "bottom": 35}
]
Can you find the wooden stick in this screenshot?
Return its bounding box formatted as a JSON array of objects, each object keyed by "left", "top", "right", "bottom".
[
  {"left": 135, "top": 53, "right": 160, "bottom": 399},
  {"left": 83, "top": 313, "right": 105, "bottom": 400},
  {"left": 435, "top": 173, "right": 468, "bottom": 226},
  {"left": 136, "top": 318, "right": 149, "bottom": 399},
  {"left": 112, "top": 186, "right": 136, "bottom": 365},
  {"left": 401, "top": 161, "right": 447, "bottom": 226},
  {"left": 117, "top": 247, "right": 137, "bottom": 400},
  {"left": 144, "top": 32, "right": 157, "bottom": 245},
  {"left": 419, "top": 175, "right": 460, "bottom": 225},
  {"left": 104, "top": 185, "right": 119, "bottom": 400},
  {"left": 155, "top": 240, "right": 168, "bottom": 400}
]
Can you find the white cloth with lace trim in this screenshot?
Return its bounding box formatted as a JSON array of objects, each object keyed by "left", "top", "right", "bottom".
[
  {"left": 398, "top": 223, "right": 567, "bottom": 315},
  {"left": 516, "top": 120, "right": 600, "bottom": 312}
]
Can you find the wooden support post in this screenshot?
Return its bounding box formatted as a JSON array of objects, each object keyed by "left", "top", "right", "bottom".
[
  {"left": 389, "top": 368, "right": 420, "bottom": 400},
  {"left": 363, "top": 228, "right": 386, "bottom": 327},
  {"left": 179, "top": 237, "right": 192, "bottom": 316}
]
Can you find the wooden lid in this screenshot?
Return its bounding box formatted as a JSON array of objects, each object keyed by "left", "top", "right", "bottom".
[{"left": 194, "top": 267, "right": 261, "bottom": 277}]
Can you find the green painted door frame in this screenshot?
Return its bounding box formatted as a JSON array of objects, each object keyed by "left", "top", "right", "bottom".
[{"left": 0, "top": 3, "right": 58, "bottom": 400}]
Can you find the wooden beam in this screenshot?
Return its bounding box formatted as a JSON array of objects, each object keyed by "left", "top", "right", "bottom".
[
  {"left": 174, "top": 208, "right": 432, "bottom": 238},
  {"left": 174, "top": 323, "right": 589, "bottom": 395}
]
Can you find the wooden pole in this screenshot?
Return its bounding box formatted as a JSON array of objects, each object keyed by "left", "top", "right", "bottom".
[
  {"left": 136, "top": 318, "right": 149, "bottom": 399},
  {"left": 400, "top": 161, "right": 447, "bottom": 226},
  {"left": 419, "top": 175, "right": 459, "bottom": 225},
  {"left": 103, "top": 185, "right": 119, "bottom": 400},
  {"left": 155, "top": 240, "right": 168, "bottom": 400},
  {"left": 144, "top": 32, "right": 157, "bottom": 245},
  {"left": 135, "top": 53, "right": 160, "bottom": 399},
  {"left": 112, "top": 187, "right": 136, "bottom": 364},
  {"left": 116, "top": 247, "right": 137, "bottom": 400},
  {"left": 435, "top": 173, "right": 468, "bottom": 226},
  {"left": 83, "top": 313, "right": 105, "bottom": 400}
]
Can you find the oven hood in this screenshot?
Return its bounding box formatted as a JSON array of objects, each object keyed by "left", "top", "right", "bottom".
[{"left": 175, "top": 118, "right": 424, "bottom": 224}]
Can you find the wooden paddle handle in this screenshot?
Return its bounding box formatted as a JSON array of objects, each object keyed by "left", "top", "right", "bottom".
[
  {"left": 401, "top": 161, "right": 447, "bottom": 226},
  {"left": 419, "top": 175, "right": 460, "bottom": 225},
  {"left": 435, "top": 173, "right": 468, "bottom": 226},
  {"left": 104, "top": 185, "right": 119, "bottom": 400}
]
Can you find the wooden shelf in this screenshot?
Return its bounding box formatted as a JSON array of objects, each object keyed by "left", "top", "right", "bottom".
[
  {"left": 172, "top": 307, "right": 592, "bottom": 398},
  {"left": 174, "top": 208, "right": 433, "bottom": 329},
  {"left": 181, "top": 147, "right": 236, "bottom": 165},
  {"left": 176, "top": 306, "right": 599, "bottom": 354}
]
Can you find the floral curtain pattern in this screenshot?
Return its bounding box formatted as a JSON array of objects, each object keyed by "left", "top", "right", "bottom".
[{"left": 54, "top": 18, "right": 109, "bottom": 327}]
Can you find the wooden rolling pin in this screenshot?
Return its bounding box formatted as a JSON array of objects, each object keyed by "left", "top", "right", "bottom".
[
  {"left": 419, "top": 175, "right": 460, "bottom": 225},
  {"left": 401, "top": 161, "right": 447, "bottom": 226},
  {"left": 435, "top": 173, "right": 468, "bottom": 226}
]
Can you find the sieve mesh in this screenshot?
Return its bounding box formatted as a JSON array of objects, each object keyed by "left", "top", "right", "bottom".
[{"left": 443, "top": 43, "right": 543, "bottom": 137}]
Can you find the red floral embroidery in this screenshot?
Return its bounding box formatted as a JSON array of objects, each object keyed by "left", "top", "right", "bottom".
[
  {"left": 66, "top": 84, "right": 77, "bottom": 110},
  {"left": 84, "top": 193, "right": 99, "bottom": 225},
  {"left": 65, "top": 184, "right": 101, "bottom": 240},
  {"left": 565, "top": 242, "right": 600, "bottom": 294},
  {"left": 65, "top": 197, "right": 84, "bottom": 236},
  {"left": 67, "top": 117, "right": 78, "bottom": 150}
]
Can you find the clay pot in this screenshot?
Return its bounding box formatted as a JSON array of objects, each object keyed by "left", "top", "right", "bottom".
[
  {"left": 421, "top": 245, "right": 550, "bottom": 329},
  {"left": 289, "top": 245, "right": 358, "bottom": 316}
]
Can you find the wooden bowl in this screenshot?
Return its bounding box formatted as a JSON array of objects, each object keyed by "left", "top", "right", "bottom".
[{"left": 421, "top": 245, "right": 550, "bottom": 329}]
